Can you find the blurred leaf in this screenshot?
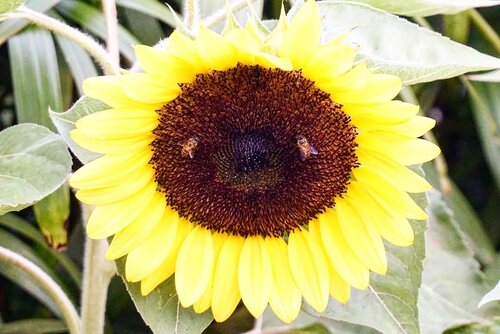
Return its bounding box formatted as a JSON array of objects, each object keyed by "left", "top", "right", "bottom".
[
  {"left": 0, "top": 319, "right": 67, "bottom": 334},
  {"left": 418, "top": 190, "right": 499, "bottom": 333},
  {"left": 462, "top": 80, "right": 500, "bottom": 189},
  {"left": 316, "top": 1, "right": 500, "bottom": 85},
  {"left": 33, "top": 183, "right": 70, "bottom": 250},
  {"left": 468, "top": 70, "right": 500, "bottom": 82},
  {"left": 0, "top": 124, "right": 72, "bottom": 215},
  {"left": 56, "top": 0, "right": 139, "bottom": 62},
  {"left": 303, "top": 178, "right": 427, "bottom": 334},
  {"left": 344, "top": 0, "right": 500, "bottom": 16},
  {"left": 0, "top": 0, "right": 25, "bottom": 14},
  {"left": 445, "top": 319, "right": 500, "bottom": 334},
  {"left": 478, "top": 281, "right": 500, "bottom": 308},
  {"left": 115, "top": 259, "right": 213, "bottom": 334},
  {"left": 0, "top": 230, "right": 62, "bottom": 317},
  {"left": 8, "top": 27, "right": 63, "bottom": 130},
  {"left": 123, "top": 8, "right": 163, "bottom": 46},
  {"left": 115, "top": 0, "right": 177, "bottom": 27},
  {"left": 0, "top": 0, "right": 62, "bottom": 45},
  {"left": 423, "top": 163, "right": 496, "bottom": 266},
  {"left": 0, "top": 213, "right": 81, "bottom": 287},
  {"left": 443, "top": 12, "right": 470, "bottom": 44},
  {"left": 49, "top": 96, "right": 107, "bottom": 164}
]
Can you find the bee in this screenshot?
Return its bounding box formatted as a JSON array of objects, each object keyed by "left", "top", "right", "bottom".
[
  {"left": 179, "top": 136, "right": 199, "bottom": 159},
  {"left": 296, "top": 135, "right": 318, "bottom": 161}
]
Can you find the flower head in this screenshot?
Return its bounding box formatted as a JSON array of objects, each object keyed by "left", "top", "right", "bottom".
[{"left": 71, "top": 1, "right": 440, "bottom": 323}]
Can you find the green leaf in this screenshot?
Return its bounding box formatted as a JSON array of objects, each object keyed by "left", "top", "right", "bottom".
[
  {"left": 0, "top": 213, "right": 81, "bottom": 287},
  {"left": 115, "top": 259, "right": 213, "bottom": 334},
  {"left": 115, "top": 0, "right": 177, "bottom": 27},
  {"left": 0, "top": 124, "right": 72, "bottom": 215},
  {"left": 0, "top": 319, "right": 67, "bottom": 334},
  {"left": 443, "top": 11, "right": 470, "bottom": 44},
  {"left": 419, "top": 189, "right": 499, "bottom": 333},
  {"left": 123, "top": 8, "right": 163, "bottom": 46},
  {"left": 49, "top": 96, "right": 107, "bottom": 164},
  {"left": 343, "top": 0, "right": 500, "bottom": 16},
  {"left": 55, "top": 0, "right": 139, "bottom": 62},
  {"left": 33, "top": 183, "right": 70, "bottom": 250},
  {"left": 0, "top": 0, "right": 62, "bottom": 45},
  {"left": 0, "top": 0, "right": 25, "bottom": 14},
  {"left": 316, "top": 1, "right": 500, "bottom": 84},
  {"left": 462, "top": 80, "right": 500, "bottom": 190},
  {"left": 8, "top": 27, "right": 63, "bottom": 130},
  {"left": 303, "top": 178, "right": 427, "bottom": 334},
  {"left": 478, "top": 281, "right": 500, "bottom": 308}
]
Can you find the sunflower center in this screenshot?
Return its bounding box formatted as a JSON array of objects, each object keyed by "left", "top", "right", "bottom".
[{"left": 151, "top": 64, "right": 358, "bottom": 237}]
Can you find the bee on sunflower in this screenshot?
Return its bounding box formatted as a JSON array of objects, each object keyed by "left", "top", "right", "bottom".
[{"left": 70, "top": 0, "right": 440, "bottom": 324}]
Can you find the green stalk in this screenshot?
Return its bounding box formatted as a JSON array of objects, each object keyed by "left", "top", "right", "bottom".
[{"left": 468, "top": 9, "right": 500, "bottom": 54}]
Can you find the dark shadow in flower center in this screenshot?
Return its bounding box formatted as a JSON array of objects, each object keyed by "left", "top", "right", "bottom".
[{"left": 150, "top": 64, "right": 358, "bottom": 237}]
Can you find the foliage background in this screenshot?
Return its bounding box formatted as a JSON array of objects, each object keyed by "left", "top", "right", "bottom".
[{"left": 0, "top": 0, "right": 499, "bottom": 333}]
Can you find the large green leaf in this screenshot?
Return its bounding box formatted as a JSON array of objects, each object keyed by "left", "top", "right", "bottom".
[
  {"left": 8, "top": 27, "right": 63, "bottom": 130},
  {"left": 0, "top": 319, "right": 67, "bottom": 334},
  {"left": 316, "top": 1, "right": 500, "bottom": 85},
  {"left": 345, "top": 0, "right": 500, "bottom": 16},
  {"left": 418, "top": 190, "right": 499, "bottom": 333},
  {"left": 0, "top": 124, "right": 72, "bottom": 215},
  {"left": 49, "top": 96, "right": 107, "bottom": 164},
  {"left": 302, "top": 187, "right": 427, "bottom": 333},
  {"left": 123, "top": 8, "right": 163, "bottom": 46},
  {"left": 115, "top": 259, "right": 213, "bottom": 334},
  {"left": 0, "top": 0, "right": 62, "bottom": 45},
  {"left": 462, "top": 80, "right": 500, "bottom": 190},
  {"left": 56, "top": 0, "right": 139, "bottom": 62}
]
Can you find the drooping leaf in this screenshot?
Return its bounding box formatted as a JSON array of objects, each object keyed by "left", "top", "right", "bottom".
[
  {"left": 343, "top": 0, "right": 500, "bottom": 17},
  {"left": 8, "top": 27, "right": 63, "bottom": 130},
  {"left": 0, "top": 319, "right": 67, "bottom": 334},
  {"left": 0, "top": 124, "right": 72, "bottom": 215},
  {"left": 478, "top": 281, "right": 500, "bottom": 308},
  {"left": 418, "top": 190, "right": 499, "bottom": 333},
  {"left": 55, "top": 0, "right": 139, "bottom": 62},
  {"left": 302, "top": 177, "right": 427, "bottom": 334},
  {"left": 0, "top": 0, "right": 62, "bottom": 45},
  {"left": 123, "top": 8, "right": 164, "bottom": 46},
  {"left": 316, "top": 1, "right": 500, "bottom": 85},
  {"left": 115, "top": 0, "right": 177, "bottom": 27},
  {"left": 115, "top": 259, "right": 213, "bottom": 334},
  {"left": 49, "top": 96, "right": 107, "bottom": 164},
  {"left": 33, "top": 182, "right": 70, "bottom": 250},
  {"left": 462, "top": 80, "right": 500, "bottom": 190}
]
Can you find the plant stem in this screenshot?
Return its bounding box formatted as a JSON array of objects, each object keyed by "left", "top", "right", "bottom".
[
  {"left": 0, "top": 246, "right": 81, "bottom": 334},
  {"left": 413, "top": 16, "right": 432, "bottom": 30},
  {"left": 6, "top": 6, "right": 119, "bottom": 75},
  {"left": 468, "top": 9, "right": 500, "bottom": 54},
  {"left": 80, "top": 204, "right": 116, "bottom": 334},
  {"left": 102, "top": 0, "right": 119, "bottom": 66}
]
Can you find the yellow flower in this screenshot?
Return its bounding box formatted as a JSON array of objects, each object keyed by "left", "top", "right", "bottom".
[{"left": 71, "top": 1, "right": 440, "bottom": 324}]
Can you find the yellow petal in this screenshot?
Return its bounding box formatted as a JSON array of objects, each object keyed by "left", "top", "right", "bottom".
[
  {"left": 71, "top": 129, "right": 154, "bottom": 155},
  {"left": 318, "top": 61, "right": 368, "bottom": 93},
  {"left": 280, "top": 0, "right": 320, "bottom": 67},
  {"left": 195, "top": 25, "right": 238, "bottom": 71},
  {"left": 211, "top": 235, "right": 244, "bottom": 322},
  {"left": 358, "top": 116, "right": 435, "bottom": 138},
  {"left": 75, "top": 166, "right": 154, "bottom": 205},
  {"left": 105, "top": 193, "right": 166, "bottom": 259},
  {"left": 332, "top": 73, "right": 402, "bottom": 104},
  {"left": 125, "top": 210, "right": 179, "bottom": 282},
  {"left": 140, "top": 219, "right": 193, "bottom": 295},
  {"left": 83, "top": 76, "right": 162, "bottom": 109},
  {"left": 135, "top": 45, "right": 197, "bottom": 83},
  {"left": 344, "top": 100, "right": 419, "bottom": 125},
  {"left": 316, "top": 213, "right": 369, "bottom": 290},
  {"left": 303, "top": 40, "right": 355, "bottom": 81},
  {"left": 70, "top": 150, "right": 152, "bottom": 189},
  {"left": 356, "top": 132, "right": 441, "bottom": 166},
  {"left": 288, "top": 229, "right": 329, "bottom": 312},
  {"left": 119, "top": 73, "right": 181, "bottom": 104},
  {"left": 175, "top": 226, "right": 214, "bottom": 307},
  {"left": 357, "top": 148, "right": 432, "bottom": 193},
  {"left": 266, "top": 4, "right": 287, "bottom": 53},
  {"left": 85, "top": 183, "right": 156, "bottom": 239},
  {"left": 353, "top": 167, "right": 428, "bottom": 220},
  {"left": 168, "top": 31, "right": 209, "bottom": 74},
  {"left": 193, "top": 232, "right": 228, "bottom": 314},
  {"left": 335, "top": 196, "right": 387, "bottom": 274},
  {"left": 265, "top": 237, "right": 302, "bottom": 324},
  {"left": 328, "top": 263, "right": 350, "bottom": 303},
  {"left": 238, "top": 236, "right": 273, "bottom": 318}
]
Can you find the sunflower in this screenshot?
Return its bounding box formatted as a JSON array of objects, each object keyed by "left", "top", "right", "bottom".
[{"left": 70, "top": 1, "right": 440, "bottom": 324}]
